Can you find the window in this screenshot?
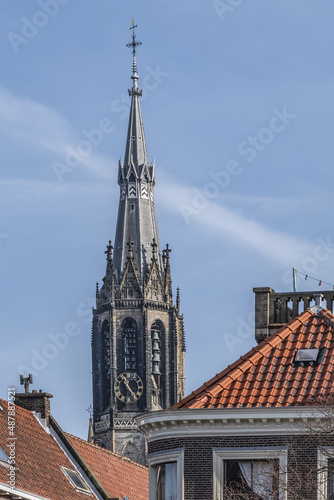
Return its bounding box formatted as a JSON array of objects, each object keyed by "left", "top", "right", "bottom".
[
  {"left": 213, "top": 448, "right": 287, "bottom": 500},
  {"left": 151, "top": 321, "right": 162, "bottom": 375},
  {"left": 295, "top": 348, "right": 319, "bottom": 362},
  {"left": 123, "top": 318, "right": 137, "bottom": 371},
  {"left": 317, "top": 448, "right": 334, "bottom": 500},
  {"left": 61, "top": 467, "right": 93, "bottom": 495},
  {"left": 293, "top": 348, "right": 325, "bottom": 367},
  {"left": 156, "top": 462, "right": 177, "bottom": 500},
  {"left": 224, "top": 460, "right": 278, "bottom": 499},
  {"left": 0, "top": 445, "right": 9, "bottom": 466},
  {"left": 149, "top": 448, "right": 184, "bottom": 500},
  {"left": 328, "top": 460, "right": 334, "bottom": 499}
]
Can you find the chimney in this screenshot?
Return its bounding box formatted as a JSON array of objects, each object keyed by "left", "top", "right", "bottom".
[{"left": 15, "top": 375, "right": 53, "bottom": 427}]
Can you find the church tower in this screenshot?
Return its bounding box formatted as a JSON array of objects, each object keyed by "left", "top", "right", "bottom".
[{"left": 91, "top": 24, "right": 186, "bottom": 464}]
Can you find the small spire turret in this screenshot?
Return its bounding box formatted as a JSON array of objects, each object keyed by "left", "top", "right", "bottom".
[
  {"left": 105, "top": 240, "right": 113, "bottom": 261},
  {"left": 163, "top": 244, "right": 172, "bottom": 298}
]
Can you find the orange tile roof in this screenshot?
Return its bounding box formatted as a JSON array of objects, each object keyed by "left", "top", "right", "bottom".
[
  {"left": 173, "top": 307, "right": 334, "bottom": 409},
  {"left": 0, "top": 399, "right": 90, "bottom": 499},
  {"left": 0, "top": 399, "right": 148, "bottom": 500},
  {"left": 66, "top": 433, "right": 149, "bottom": 500}
]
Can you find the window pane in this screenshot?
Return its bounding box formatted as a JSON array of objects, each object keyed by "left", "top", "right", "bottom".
[
  {"left": 328, "top": 460, "right": 334, "bottom": 499},
  {"left": 224, "top": 460, "right": 277, "bottom": 500},
  {"left": 156, "top": 462, "right": 177, "bottom": 500}
]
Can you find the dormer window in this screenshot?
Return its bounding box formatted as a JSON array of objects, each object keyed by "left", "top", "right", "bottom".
[
  {"left": 61, "top": 467, "right": 92, "bottom": 495},
  {"left": 293, "top": 348, "right": 325, "bottom": 366}
]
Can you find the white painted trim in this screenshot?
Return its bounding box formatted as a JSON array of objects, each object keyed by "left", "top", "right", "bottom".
[
  {"left": 212, "top": 447, "right": 288, "bottom": 500},
  {"left": 148, "top": 448, "right": 184, "bottom": 500},
  {"left": 32, "top": 411, "right": 50, "bottom": 433},
  {"left": 136, "top": 407, "right": 328, "bottom": 442},
  {"left": 317, "top": 447, "right": 334, "bottom": 500},
  {"left": 0, "top": 481, "right": 50, "bottom": 499}
]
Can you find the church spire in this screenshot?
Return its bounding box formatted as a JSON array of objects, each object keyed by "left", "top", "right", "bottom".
[
  {"left": 91, "top": 26, "right": 186, "bottom": 463},
  {"left": 113, "top": 22, "right": 163, "bottom": 279},
  {"left": 123, "top": 21, "right": 148, "bottom": 169}
]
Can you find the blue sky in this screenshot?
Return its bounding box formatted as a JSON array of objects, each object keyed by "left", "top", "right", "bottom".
[{"left": 1, "top": 1, "right": 334, "bottom": 438}]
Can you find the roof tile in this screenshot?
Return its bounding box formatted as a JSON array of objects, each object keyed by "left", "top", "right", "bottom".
[{"left": 173, "top": 308, "right": 334, "bottom": 409}]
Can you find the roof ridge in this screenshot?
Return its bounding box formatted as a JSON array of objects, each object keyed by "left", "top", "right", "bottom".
[{"left": 65, "top": 432, "right": 148, "bottom": 470}]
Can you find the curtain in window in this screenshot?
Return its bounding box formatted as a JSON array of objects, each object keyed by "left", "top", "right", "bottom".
[
  {"left": 156, "top": 462, "right": 177, "bottom": 500},
  {"left": 238, "top": 461, "right": 274, "bottom": 500},
  {"left": 165, "top": 463, "right": 177, "bottom": 500}
]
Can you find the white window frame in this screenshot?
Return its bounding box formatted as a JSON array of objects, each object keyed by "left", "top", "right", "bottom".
[
  {"left": 213, "top": 447, "right": 288, "bottom": 500},
  {"left": 148, "top": 448, "right": 184, "bottom": 500},
  {"left": 60, "top": 466, "right": 93, "bottom": 496},
  {"left": 317, "top": 447, "right": 334, "bottom": 500}
]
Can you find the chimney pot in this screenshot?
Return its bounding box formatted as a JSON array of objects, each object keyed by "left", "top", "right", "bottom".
[{"left": 32, "top": 390, "right": 37, "bottom": 394}]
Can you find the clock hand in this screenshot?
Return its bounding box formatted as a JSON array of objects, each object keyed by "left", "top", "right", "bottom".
[{"left": 123, "top": 378, "right": 136, "bottom": 399}]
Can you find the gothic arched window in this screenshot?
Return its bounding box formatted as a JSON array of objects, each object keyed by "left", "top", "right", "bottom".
[
  {"left": 123, "top": 318, "right": 137, "bottom": 371},
  {"left": 101, "top": 320, "right": 111, "bottom": 410},
  {"left": 151, "top": 321, "right": 164, "bottom": 375}
]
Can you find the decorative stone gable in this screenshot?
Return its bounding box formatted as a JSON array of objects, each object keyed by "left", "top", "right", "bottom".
[
  {"left": 119, "top": 246, "right": 143, "bottom": 300},
  {"left": 144, "top": 247, "right": 165, "bottom": 302}
]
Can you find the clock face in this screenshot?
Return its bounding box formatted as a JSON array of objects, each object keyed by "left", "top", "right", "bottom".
[{"left": 114, "top": 372, "right": 144, "bottom": 404}]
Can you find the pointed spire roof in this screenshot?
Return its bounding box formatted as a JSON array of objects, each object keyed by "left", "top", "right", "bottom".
[
  {"left": 124, "top": 22, "right": 148, "bottom": 169},
  {"left": 88, "top": 417, "right": 94, "bottom": 443},
  {"left": 113, "top": 24, "right": 163, "bottom": 279}
]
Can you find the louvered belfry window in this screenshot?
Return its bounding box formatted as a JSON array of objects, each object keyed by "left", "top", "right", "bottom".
[{"left": 123, "top": 318, "right": 137, "bottom": 371}]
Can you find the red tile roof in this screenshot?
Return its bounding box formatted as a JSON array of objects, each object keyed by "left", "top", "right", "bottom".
[
  {"left": 0, "top": 399, "right": 90, "bottom": 499},
  {"left": 0, "top": 399, "right": 148, "bottom": 500},
  {"left": 66, "top": 433, "right": 149, "bottom": 500},
  {"left": 173, "top": 307, "right": 334, "bottom": 409}
]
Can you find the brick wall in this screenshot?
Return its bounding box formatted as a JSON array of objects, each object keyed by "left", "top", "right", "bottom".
[{"left": 148, "top": 433, "right": 332, "bottom": 499}]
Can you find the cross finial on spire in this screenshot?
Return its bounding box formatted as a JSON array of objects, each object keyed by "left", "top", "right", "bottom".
[
  {"left": 127, "top": 238, "right": 134, "bottom": 258},
  {"left": 126, "top": 20, "right": 142, "bottom": 96},
  {"left": 86, "top": 405, "right": 93, "bottom": 419}
]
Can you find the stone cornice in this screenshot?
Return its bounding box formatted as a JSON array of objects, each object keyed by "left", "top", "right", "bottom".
[{"left": 135, "top": 406, "right": 327, "bottom": 442}]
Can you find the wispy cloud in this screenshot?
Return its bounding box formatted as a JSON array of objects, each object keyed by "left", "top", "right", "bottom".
[
  {"left": 0, "top": 87, "right": 113, "bottom": 180},
  {"left": 158, "top": 180, "right": 313, "bottom": 267},
  {"left": 0, "top": 178, "right": 116, "bottom": 217}
]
